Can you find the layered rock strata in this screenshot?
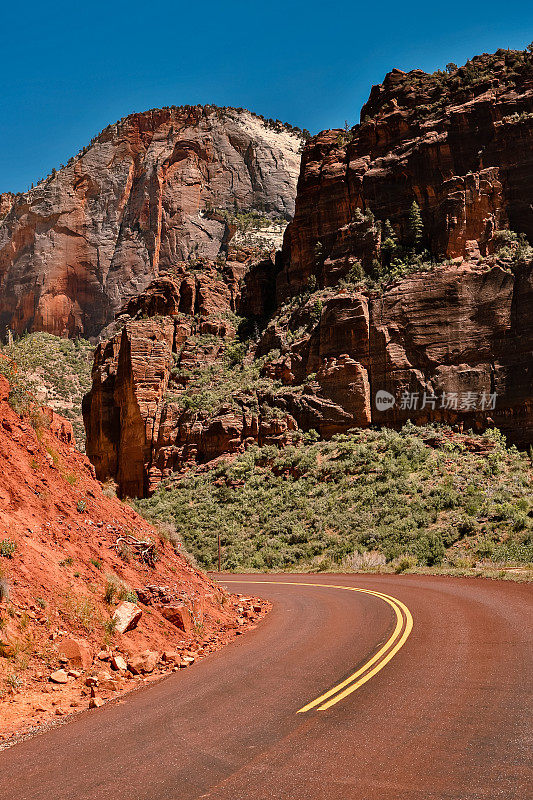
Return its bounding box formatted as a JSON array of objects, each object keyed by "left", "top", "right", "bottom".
[
  {"left": 0, "top": 107, "right": 303, "bottom": 338},
  {"left": 83, "top": 50, "right": 533, "bottom": 496},
  {"left": 280, "top": 49, "right": 533, "bottom": 297}
]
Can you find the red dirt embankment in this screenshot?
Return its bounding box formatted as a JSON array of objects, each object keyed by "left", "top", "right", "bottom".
[{"left": 0, "top": 375, "right": 267, "bottom": 742}]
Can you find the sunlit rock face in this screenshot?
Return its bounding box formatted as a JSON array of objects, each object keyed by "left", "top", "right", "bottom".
[
  {"left": 280, "top": 49, "right": 533, "bottom": 297},
  {"left": 0, "top": 106, "right": 303, "bottom": 339},
  {"left": 82, "top": 51, "right": 533, "bottom": 497}
]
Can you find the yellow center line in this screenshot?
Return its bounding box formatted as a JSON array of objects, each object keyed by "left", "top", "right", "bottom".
[
  {"left": 222, "top": 580, "right": 414, "bottom": 713},
  {"left": 298, "top": 590, "right": 406, "bottom": 712}
]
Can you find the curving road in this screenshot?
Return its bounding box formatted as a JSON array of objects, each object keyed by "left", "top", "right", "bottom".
[{"left": 1, "top": 574, "right": 531, "bottom": 799}]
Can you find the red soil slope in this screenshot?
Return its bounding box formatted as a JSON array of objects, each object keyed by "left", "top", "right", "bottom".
[{"left": 0, "top": 375, "right": 267, "bottom": 742}]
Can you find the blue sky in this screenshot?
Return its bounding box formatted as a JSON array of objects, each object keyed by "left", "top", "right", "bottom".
[{"left": 1, "top": 1, "right": 532, "bottom": 193}]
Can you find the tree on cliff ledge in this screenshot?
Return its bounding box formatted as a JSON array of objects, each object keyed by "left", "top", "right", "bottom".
[{"left": 407, "top": 201, "right": 424, "bottom": 249}]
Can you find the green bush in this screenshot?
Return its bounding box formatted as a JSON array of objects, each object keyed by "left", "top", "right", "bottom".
[
  {"left": 166, "top": 336, "right": 285, "bottom": 417},
  {"left": 416, "top": 532, "right": 445, "bottom": 566},
  {"left": 394, "top": 554, "right": 418, "bottom": 573},
  {"left": 104, "top": 575, "right": 137, "bottom": 605}
]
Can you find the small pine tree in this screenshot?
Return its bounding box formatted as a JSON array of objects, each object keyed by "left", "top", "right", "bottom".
[
  {"left": 380, "top": 219, "right": 398, "bottom": 270},
  {"left": 407, "top": 201, "right": 424, "bottom": 249},
  {"left": 381, "top": 219, "right": 396, "bottom": 241}
]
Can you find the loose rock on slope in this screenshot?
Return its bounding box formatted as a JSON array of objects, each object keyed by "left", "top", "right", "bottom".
[{"left": 0, "top": 373, "right": 268, "bottom": 741}]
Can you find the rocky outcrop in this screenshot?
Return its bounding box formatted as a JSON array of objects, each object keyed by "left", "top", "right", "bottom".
[
  {"left": 280, "top": 49, "right": 533, "bottom": 296},
  {"left": 0, "top": 107, "right": 303, "bottom": 339},
  {"left": 262, "top": 261, "right": 533, "bottom": 446},
  {"left": 83, "top": 274, "right": 300, "bottom": 495},
  {"left": 369, "top": 263, "right": 532, "bottom": 443},
  {"left": 83, "top": 256, "right": 533, "bottom": 496},
  {"left": 0, "top": 194, "right": 14, "bottom": 219}
]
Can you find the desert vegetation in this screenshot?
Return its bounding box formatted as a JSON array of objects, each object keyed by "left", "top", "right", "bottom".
[
  {"left": 329, "top": 207, "right": 533, "bottom": 294},
  {"left": 136, "top": 425, "right": 533, "bottom": 574},
  {"left": 0, "top": 333, "right": 93, "bottom": 447},
  {"left": 167, "top": 332, "right": 285, "bottom": 416}
]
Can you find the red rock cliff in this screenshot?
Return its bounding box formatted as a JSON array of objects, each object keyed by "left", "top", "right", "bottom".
[
  {"left": 83, "top": 256, "right": 532, "bottom": 497},
  {"left": 83, "top": 50, "right": 533, "bottom": 497},
  {"left": 280, "top": 49, "right": 533, "bottom": 296},
  {"left": 0, "top": 107, "right": 303, "bottom": 338}
]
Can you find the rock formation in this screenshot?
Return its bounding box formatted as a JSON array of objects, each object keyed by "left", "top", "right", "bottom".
[
  {"left": 83, "top": 268, "right": 299, "bottom": 496},
  {"left": 81, "top": 49, "right": 533, "bottom": 496},
  {"left": 264, "top": 261, "right": 532, "bottom": 443},
  {"left": 279, "top": 48, "right": 533, "bottom": 296},
  {"left": 84, "top": 256, "right": 532, "bottom": 496},
  {"left": 0, "top": 107, "right": 303, "bottom": 338}
]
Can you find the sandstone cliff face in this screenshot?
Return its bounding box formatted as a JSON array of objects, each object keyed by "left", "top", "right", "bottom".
[
  {"left": 84, "top": 257, "right": 533, "bottom": 497},
  {"left": 83, "top": 270, "right": 300, "bottom": 496},
  {"left": 280, "top": 49, "right": 533, "bottom": 296},
  {"left": 0, "top": 107, "right": 303, "bottom": 338},
  {"left": 263, "top": 261, "right": 533, "bottom": 445},
  {"left": 83, "top": 50, "right": 533, "bottom": 497}
]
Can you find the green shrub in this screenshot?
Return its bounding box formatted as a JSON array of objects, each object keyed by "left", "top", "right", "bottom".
[
  {"left": 166, "top": 337, "right": 284, "bottom": 417},
  {"left": 103, "top": 577, "right": 117, "bottom": 604},
  {"left": 416, "top": 532, "right": 445, "bottom": 566},
  {"left": 394, "top": 554, "right": 418, "bottom": 573},
  {"left": 5, "top": 673, "right": 23, "bottom": 692},
  {"left": 0, "top": 333, "right": 93, "bottom": 450},
  {"left": 0, "top": 540, "right": 17, "bottom": 559},
  {"left": 225, "top": 342, "right": 247, "bottom": 367},
  {"left": 104, "top": 575, "right": 137, "bottom": 605}
]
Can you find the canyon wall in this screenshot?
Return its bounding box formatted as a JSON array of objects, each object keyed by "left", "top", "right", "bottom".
[
  {"left": 279, "top": 49, "right": 533, "bottom": 296},
  {"left": 83, "top": 258, "right": 532, "bottom": 496},
  {"left": 0, "top": 107, "right": 303, "bottom": 338},
  {"left": 80, "top": 49, "right": 533, "bottom": 496}
]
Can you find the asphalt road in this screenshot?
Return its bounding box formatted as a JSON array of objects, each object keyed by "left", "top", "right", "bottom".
[{"left": 1, "top": 574, "right": 531, "bottom": 799}]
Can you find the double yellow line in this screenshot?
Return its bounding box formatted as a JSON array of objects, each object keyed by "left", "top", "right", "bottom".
[{"left": 223, "top": 580, "right": 413, "bottom": 713}]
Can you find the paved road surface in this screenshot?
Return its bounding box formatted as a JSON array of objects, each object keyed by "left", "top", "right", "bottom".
[{"left": 1, "top": 574, "right": 531, "bottom": 799}]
